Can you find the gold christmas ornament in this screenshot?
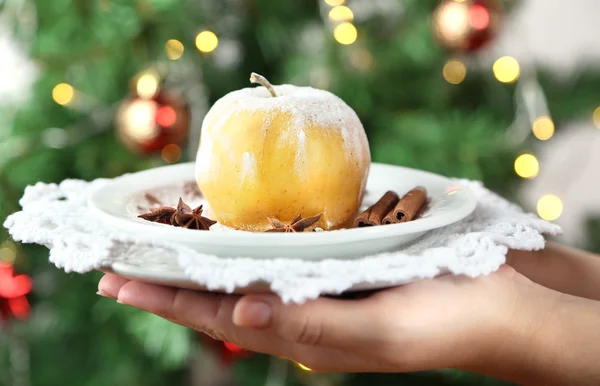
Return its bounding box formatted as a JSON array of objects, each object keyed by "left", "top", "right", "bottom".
[
  {"left": 116, "top": 89, "right": 190, "bottom": 154},
  {"left": 432, "top": 0, "right": 503, "bottom": 53}
]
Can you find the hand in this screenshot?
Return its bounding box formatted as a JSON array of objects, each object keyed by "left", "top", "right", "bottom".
[
  {"left": 507, "top": 242, "right": 600, "bottom": 301},
  {"left": 98, "top": 266, "right": 550, "bottom": 376}
]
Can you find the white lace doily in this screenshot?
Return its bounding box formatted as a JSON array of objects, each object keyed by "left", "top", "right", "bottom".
[{"left": 4, "top": 177, "right": 561, "bottom": 303}]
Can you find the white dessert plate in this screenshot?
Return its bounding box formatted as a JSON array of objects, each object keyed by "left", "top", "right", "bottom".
[{"left": 88, "top": 162, "right": 476, "bottom": 262}]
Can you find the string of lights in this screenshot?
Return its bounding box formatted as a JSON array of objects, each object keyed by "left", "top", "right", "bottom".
[
  {"left": 323, "top": 0, "right": 357, "bottom": 45},
  {"left": 433, "top": 0, "right": 573, "bottom": 223}
]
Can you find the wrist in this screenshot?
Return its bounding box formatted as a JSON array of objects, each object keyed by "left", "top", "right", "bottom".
[
  {"left": 467, "top": 282, "right": 600, "bottom": 385},
  {"left": 461, "top": 279, "right": 560, "bottom": 383},
  {"left": 526, "top": 295, "right": 600, "bottom": 385}
]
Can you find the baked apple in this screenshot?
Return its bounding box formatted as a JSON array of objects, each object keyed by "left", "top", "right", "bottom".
[{"left": 195, "top": 73, "right": 370, "bottom": 231}]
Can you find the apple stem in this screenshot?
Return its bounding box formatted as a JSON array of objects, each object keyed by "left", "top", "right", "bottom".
[{"left": 250, "top": 72, "right": 278, "bottom": 97}]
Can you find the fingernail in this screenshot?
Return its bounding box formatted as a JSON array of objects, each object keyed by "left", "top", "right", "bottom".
[
  {"left": 97, "top": 290, "right": 114, "bottom": 299},
  {"left": 234, "top": 300, "right": 272, "bottom": 329}
]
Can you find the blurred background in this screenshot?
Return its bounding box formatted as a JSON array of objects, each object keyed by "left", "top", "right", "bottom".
[{"left": 2, "top": 0, "right": 600, "bottom": 385}]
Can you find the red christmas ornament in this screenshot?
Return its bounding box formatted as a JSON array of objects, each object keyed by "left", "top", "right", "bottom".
[
  {"left": 432, "top": 0, "right": 503, "bottom": 53},
  {"left": 116, "top": 89, "right": 190, "bottom": 154},
  {"left": 0, "top": 262, "right": 32, "bottom": 321}
]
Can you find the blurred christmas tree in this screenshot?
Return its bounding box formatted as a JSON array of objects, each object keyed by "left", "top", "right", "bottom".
[{"left": 2, "top": 0, "right": 600, "bottom": 385}]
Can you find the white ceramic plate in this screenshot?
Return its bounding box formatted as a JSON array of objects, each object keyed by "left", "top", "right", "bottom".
[{"left": 88, "top": 162, "right": 476, "bottom": 261}]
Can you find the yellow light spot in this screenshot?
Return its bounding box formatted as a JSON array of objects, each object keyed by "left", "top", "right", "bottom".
[
  {"left": 165, "top": 39, "right": 184, "bottom": 60},
  {"left": 434, "top": 2, "right": 470, "bottom": 44},
  {"left": 334, "top": 22, "right": 357, "bottom": 45},
  {"left": 297, "top": 363, "right": 312, "bottom": 371},
  {"left": 532, "top": 116, "right": 555, "bottom": 140},
  {"left": 0, "top": 241, "right": 17, "bottom": 263},
  {"left": 329, "top": 5, "right": 354, "bottom": 22},
  {"left": 52, "top": 83, "right": 75, "bottom": 106},
  {"left": 514, "top": 153, "right": 539, "bottom": 179},
  {"left": 123, "top": 99, "right": 159, "bottom": 141},
  {"left": 324, "top": 0, "right": 345, "bottom": 6},
  {"left": 161, "top": 144, "right": 182, "bottom": 163},
  {"left": 493, "top": 56, "right": 520, "bottom": 84},
  {"left": 593, "top": 107, "right": 600, "bottom": 128},
  {"left": 443, "top": 59, "right": 467, "bottom": 84},
  {"left": 136, "top": 71, "right": 160, "bottom": 99},
  {"left": 195, "top": 30, "right": 219, "bottom": 53},
  {"left": 537, "top": 195, "right": 563, "bottom": 221}
]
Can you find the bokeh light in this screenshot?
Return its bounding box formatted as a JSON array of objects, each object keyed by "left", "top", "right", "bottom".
[
  {"left": 165, "top": 39, "right": 184, "bottom": 60},
  {"left": 136, "top": 71, "right": 160, "bottom": 99},
  {"left": 334, "top": 22, "right": 357, "bottom": 45},
  {"left": 469, "top": 4, "right": 490, "bottom": 30},
  {"left": 434, "top": 1, "right": 470, "bottom": 43},
  {"left": 124, "top": 99, "right": 159, "bottom": 141},
  {"left": 52, "top": 83, "right": 75, "bottom": 106},
  {"left": 0, "top": 241, "right": 17, "bottom": 263},
  {"left": 324, "top": 0, "right": 345, "bottom": 6},
  {"left": 443, "top": 59, "right": 467, "bottom": 84},
  {"left": 493, "top": 56, "right": 520, "bottom": 84},
  {"left": 329, "top": 5, "right": 354, "bottom": 22},
  {"left": 532, "top": 116, "right": 555, "bottom": 140},
  {"left": 537, "top": 195, "right": 563, "bottom": 221},
  {"left": 514, "top": 153, "right": 539, "bottom": 179},
  {"left": 296, "top": 363, "right": 312, "bottom": 371},
  {"left": 223, "top": 342, "right": 244, "bottom": 353},
  {"left": 161, "top": 144, "right": 182, "bottom": 164},
  {"left": 156, "top": 106, "right": 177, "bottom": 127},
  {"left": 195, "top": 30, "right": 219, "bottom": 53},
  {"left": 593, "top": 106, "right": 600, "bottom": 128}
]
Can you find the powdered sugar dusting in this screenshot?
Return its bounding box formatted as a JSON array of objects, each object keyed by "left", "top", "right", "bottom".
[
  {"left": 340, "top": 125, "right": 362, "bottom": 165},
  {"left": 195, "top": 136, "right": 214, "bottom": 177},
  {"left": 295, "top": 130, "right": 307, "bottom": 178},
  {"left": 198, "top": 84, "right": 369, "bottom": 168},
  {"left": 211, "top": 109, "right": 234, "bottom": 135},
  {"left": 240, "top": 152, "right": 257, "bottom": 185}
]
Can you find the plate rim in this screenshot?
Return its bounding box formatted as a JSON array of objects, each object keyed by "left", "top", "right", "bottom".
[
  {"left": 100, "top": 264, "right": 448, "bottom": 294},
  {"left": 88, "top": 162, "right": 477, "bottom": 246}
]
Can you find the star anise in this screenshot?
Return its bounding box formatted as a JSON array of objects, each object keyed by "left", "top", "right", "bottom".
[
  {"left": 265, "top": 213, "right": 322, "bottom": 233},
  {"left": 138, "top": 206, "right": 177, "bottom": 224},
  {"left": 138, "top": 198, "right": 216, "bottom": 230},
  {"left": 171, "top": 198, "right": 217, "bottom": 230}
]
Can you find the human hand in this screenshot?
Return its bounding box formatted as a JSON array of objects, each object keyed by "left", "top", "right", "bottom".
[
  {"left": 98, "top": 265, "right": 553, "bottom": 376},
  {"left": 507, "top": 243, "right": 600, "bottom": 301}
]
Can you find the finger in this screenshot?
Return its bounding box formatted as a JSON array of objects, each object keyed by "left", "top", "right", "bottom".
[
  {"left": 232, "top": 294, "right": 381, "bottom": 351},
  {"left": 117, "top": 281, "right": 232, "bottom": 337},
  {"left": 98, "top": 274, "right": 130, "bottom": 298},
  {"left": 116, "top": 282, "right": 394, "bottom": 373}
]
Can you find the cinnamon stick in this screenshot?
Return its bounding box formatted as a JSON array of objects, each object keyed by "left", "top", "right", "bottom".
[
  {"left": 353, "top": 191, "right": 400, "bottom": 227},
  {"left": 382, "top": 186, "right": 427, "bottom": 224}
]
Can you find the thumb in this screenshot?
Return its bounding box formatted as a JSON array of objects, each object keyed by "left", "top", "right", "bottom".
[{"left": 232, "top": 294, "right": 380, "bottom": 350}]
